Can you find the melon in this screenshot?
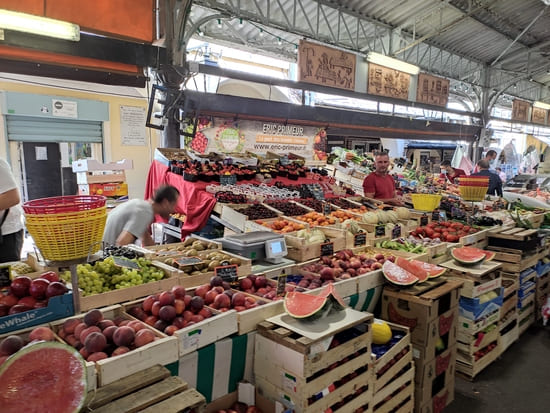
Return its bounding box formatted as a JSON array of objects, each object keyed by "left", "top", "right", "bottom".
[
  {"left": 372, "top": 320, "right": 392, "bottom": 345},
  {"left": 0, "top": 341, "right": 87, "bottom": 413},
  {"left": 395, "top": 257, "right": 446, "bottom": 282},
  {"left": 382, "top": 260, "right": 419, "bottom": 286},
  {"left": 284, "top": 291, "right": 332, "bottom": 320},
  {"left": 395, "top": 207, "right": 411, "bottom": 220},
  {"left": 318, "top": 283, "right": 347, "bottom": 311},
  {"left": 362, "top": 212, "right": 378, "bottom": 224},
  {"left": 451, "top": 247, "right": 486, "bottom": 266}
]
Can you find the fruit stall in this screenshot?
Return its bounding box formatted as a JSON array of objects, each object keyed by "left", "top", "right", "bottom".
[{"left": 2, "top": 153, "right": 550, "bottom": 413}]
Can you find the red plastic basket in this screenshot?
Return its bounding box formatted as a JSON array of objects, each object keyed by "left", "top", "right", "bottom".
[{"left": 23, "top": 195, "right": 106, "bottom": 215}]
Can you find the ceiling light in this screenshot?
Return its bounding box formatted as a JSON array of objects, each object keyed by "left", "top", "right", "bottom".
[
  {"left": 217, "top": 19, "right": 222, "bottom": 28},
  {"left": 239, "top": 18, "right": 243, "bottom": 27},
  {"left": 259, "top": 28, "right": 264, "bottom": 37},
  {"left": 534, "top": 101, "right": 550, "bottom": 110},
  {"left": 513, "top": 83, "right": 517, "bottom": 89},
  {"left": 277, "top": 37, "right": 282, "bottom": 45},
  {"left": 0, "top": 8, "right": 80, "bottom": 41},
  {"left": 366, "top": 52, "right": 420, "bottom": 75},
  {"left": 198, "top": 28, "right": 204, "bottom": 36},
  {"left": 294, "top": 44, "right": 298, "bottom": 54}
]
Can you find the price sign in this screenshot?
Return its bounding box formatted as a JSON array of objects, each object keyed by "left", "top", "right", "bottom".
[
  {"left": 432, "top": 209, "right": 440, "bottom": 222},
  {"left": 175, "top": 257, "right": 203, "bottom": 267},
  {"left": 0, "top": 265, "right": 11, "bottom": 288},
  {"left": 375, "top": 225, "right": 386, "bottom": 237},
  {"left": 354, "top": 232, "right": 367, "bottom": 247},
  {"left": 392, "top": 225, "right": 402, "bottom": 239},
  {"left": 276, "top": 274, "right": 287, "bottom": 296},
  {"left": 320, "top": 242, "right": 334, "bottom": 256},
  {"left": 113, "top": 257, "right": 140, "bottom": 269},
  {"left": 439, "top": 211, "right": 447, "bottom": 222},
  {"left": 420, "top": 215, "right": 429, "bottom": 226},
  {"left": 323, "top": 202, "right": 332, "bottom": 215},
  {"left": 215, "top": 264, "right": 238, "bottom": 282},
  {"left": 220, "top": 174, "right": 237, "bottom": 185}
]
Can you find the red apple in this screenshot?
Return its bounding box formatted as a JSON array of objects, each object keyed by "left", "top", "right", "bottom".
[
  {"left": 39, "top": 271, "right": 60, "bottom": 283},
  {"left": 29, "top": 279, "right": 50, "bottom": 300},
  {"left": 9, "top": 276, "right": 32, "bottom": 298},
  {"left": 46, "top": 282, "right": 68, "bottom": 298}
]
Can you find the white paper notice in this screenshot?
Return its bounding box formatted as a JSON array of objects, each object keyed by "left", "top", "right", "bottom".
[
  {"left": 35, "top": 146, "right": 48, "bottom": 160},
  {"left": 52, "top": 99, "right": 78, "bottom": 118},
  {"left": 120, "top": 105, "right": 147, "bottom": 146}
]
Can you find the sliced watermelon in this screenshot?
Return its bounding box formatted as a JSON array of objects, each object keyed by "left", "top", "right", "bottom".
[
  {"left": 395, "top": 257, "right": 446, "bottom": 281},
  {"left": 318, "top": 283, "right": 347, "bottom": 311},
  {"left": 483, "top": 250, "right": 496, "bottom": 262},
  {"left": 284, "top": 291, "right": 332, "bottom": 320},
  {"left": 382, "top": 260, "right": 419, "bottom": 286},
  {"left": 451, "top": 246, "right": 486, "bottom": 266},
  {"left": 0, "top": 341, "right": 87, "bottom": 413}
]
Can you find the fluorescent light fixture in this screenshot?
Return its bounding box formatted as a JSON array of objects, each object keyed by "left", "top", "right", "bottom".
[
  {"left": 0, "top": 9, "right": 80, "bottom": 41},
  {"left": 366, "top": 51, "right": 420, "bottom": 75},
  {"left": 534, "top": 101, "right": 550, "bottom": 110}
]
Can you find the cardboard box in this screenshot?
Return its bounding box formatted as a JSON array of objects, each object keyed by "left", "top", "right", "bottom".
[
  {"left": 79, "top": 182, "right": 129, "bottom": 197},
  {"left": 0, "top": 292, "right": 74, "bottom": 334},
  {"left": 415, "top": 346, "right": 456, "bottom": 406},
  {"left": 381, "top": 280, "right": 461, "bottom": 342},
  {"left": 416, "top": 377, "right": 455, "bottom": 413},
  {"left": 412, "top": 306, "right": 458, "bottom": 363},
  {"left": 205, "top": 383, "right": 280, "bottom": 413}
]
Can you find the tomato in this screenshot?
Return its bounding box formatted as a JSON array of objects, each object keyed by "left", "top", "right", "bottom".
[
  {"left": 447, "top": 235, "right": 459, "bottom": 242},
  {"left": 463, "top": 226, "right": 471, "bottom": 232},
  {"left": 427, "top": 222, "right": 437, "bottom": 229},
  {"left": 415, "top": 227, "right": 424, "bottom": 235},
  {"left": 433, "top": 232, "right": 441, "bottom": 239},
  {"left": 469, "top": 228, "right": 477, "bottom": 234}
]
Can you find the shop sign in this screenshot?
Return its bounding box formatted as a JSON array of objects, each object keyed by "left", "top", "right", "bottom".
[
  {"left": 298, "top": 39, "right": 356, "bottom": 91},
  {"left": 368, "top": 63, "right": 410, "bottom": 100},
  {"left": 416, "top": 73, "right": 449, "bottom": 107}
]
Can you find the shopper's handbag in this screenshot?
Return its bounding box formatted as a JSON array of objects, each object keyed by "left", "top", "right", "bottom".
[{"left": 0, "top": 208, "right": 10, "bottom": 244}]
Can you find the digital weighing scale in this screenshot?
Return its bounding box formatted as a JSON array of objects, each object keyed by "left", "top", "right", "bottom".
[{"left": 217, "top": 231, "right": 295, "bottom": 274}]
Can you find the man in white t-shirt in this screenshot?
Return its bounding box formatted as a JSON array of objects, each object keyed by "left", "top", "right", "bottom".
[
  {"left": 0, "top": 158, "right": 25, "bottom": 263},
  {"left": 102, "top": 185, "right": 180, "bottom": 247}
]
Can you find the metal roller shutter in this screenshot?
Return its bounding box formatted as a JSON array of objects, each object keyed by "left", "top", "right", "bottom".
[{"left": 6, "top": 115, "right": 103, "bottom": 143}]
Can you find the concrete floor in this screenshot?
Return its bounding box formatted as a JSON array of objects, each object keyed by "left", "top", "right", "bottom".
[{"left": 446, "top": 323, "right": 550, "bottom": 413}]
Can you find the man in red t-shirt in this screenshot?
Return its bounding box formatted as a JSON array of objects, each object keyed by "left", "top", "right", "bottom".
[
  {"left": 362, "top": 152, "right": 403, "bottom": 205},
  {"left": 439, "top": 160, "right": 466, "bottom": 183}
]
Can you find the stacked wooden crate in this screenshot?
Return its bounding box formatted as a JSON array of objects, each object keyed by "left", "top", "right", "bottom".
[
  {"left": 72, "top": 159, "right": 133, "bottom": 198},
  {"left": 535, "top": 259, "right": 550, "bottom": 321},
  {"left": 442, "top": 261, "right": 502, "bottom": 380},
  {"left": 381, "top": 279, "right": 462, "bottom": 412},
  {"left": 254, "top": 308, "right": 374, "bottom": 412},
  {"left": 498, "top": 277, "right": 520, "bottom": 355}
]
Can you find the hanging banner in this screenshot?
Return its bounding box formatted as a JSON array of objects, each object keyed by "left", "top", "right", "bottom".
[
  {"left": 186, "top": 118, "right": 324, "bottom": 159},
  {"left": 531, "top": 107, "right": 547, "bottom": 125},
  {"left": 416, "top": 73, "right": 450, "bottom": 107},
  {"left": 298, "top": 40, "right": 356, "bottom": 91},
  {"left": 368, "top": 63, "right": 410, "bottom": 100},
  {"left": 512, "top": 99, "right": 531, "bottom": 122}
]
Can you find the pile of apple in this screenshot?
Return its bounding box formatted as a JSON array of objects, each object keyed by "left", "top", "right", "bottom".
[
  {"left": 300, "top": 249, "right": 394, "bottom": 280},
  {"left": 236, "top": 274, "right": 281, "bottom": 301},
  {"left": 127, "top": 285, "right": 214, "bottom": 336},
  {"left": 194, "top": 276, "right": 266, "bottom": 311},
  {"left": 57, "top": 309, "right": 158, "bottom": 362},
  {"left": 0, "top": 325, "right": 56, "bottom": 365},
  {"left": 0, "top": 272, "right": 68, "bottom": 317}
]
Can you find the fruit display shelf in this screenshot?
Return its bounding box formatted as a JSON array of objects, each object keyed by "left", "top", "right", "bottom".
[
  {"left": 51, "top": 305, "right": 179, "bottom": 387},
  {"left": 254, "top": 308, "right": 374, "bottom": 413},
  {"left": 284, "top": 227, "right": 347, "bottom": 262}
]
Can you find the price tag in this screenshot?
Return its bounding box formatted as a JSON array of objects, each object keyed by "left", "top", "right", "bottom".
[
  {"left": 439, "top": 211, "right": 447, "bottom": 221},
  {"left": 220, "top": 174, "right": 237, "bottom": 185},
  {"left": 0, "top": 265, "right": 11, "bottom": 288},
  {"left": 420, "top": 215, "right": 429, "bottom": 226},
  {"left": 432, "top": 209, "right": 440, "bottom": 222},
  {"left": 375, "top": 225, "right": 386, "bottom": 237},
  {"left": 354, "top": 232, "right": 367, "bottom": 247},
  {"left": 323, "top": 202, "right": 332, "bottom": 215},
  {"left": 175, "top": 257, "right": 203, "bottom": 267},
  {"left": 320, "top": 242, "right": 334, "bottom": 256},
  {"left": 277, "top": 274, "right": 287, "bottom": 296},
  {"left": 392, "top": 225, "right": 402, "bottom": 239},
  {"left": 215, "top": 264, "right": 238, "bottom": 282},
  {"left": 113, "top": 257, "right": 140, "bottom": 269}
]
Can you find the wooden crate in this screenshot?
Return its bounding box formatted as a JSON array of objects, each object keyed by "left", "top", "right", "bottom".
[
  {"left": 51, "top": 305, "right": 179, "bottom": 387},
  {"left": 447, "top": 271, "right": 501, "bottom": 299},
  {"left": 440, "top": 260, "right": 502, "bottom": 282},
  {"left": 518, "top": 312, "right": 535, "bottom": 336},
  {"left": 352, "top": 245, "right": 430, "bottom": 262},
  {"left": 498, "top": 312, "right": 519, "bottom": 355},
  {"left": 78, "top": 262, "right": 182, "bottom": 312},
  {"left": 458, "top": 308, "right": 500, "bottom": 336},
  {"left": 373, "top": 364, "right": 414, "bottom": 413},
  {"left": 457, "top": 324, "right": 499, "bottom": 356},
  {"left": 371, "top": 322, "right": 411, "bottom": 392},
  {"left": 284, "top": 227, "right": 347, "bottom": 262},
  {"left": 487, "top": 225, "right": 539, "bottom": 252},
  {"left": 254, "top": 308, "right": 373, "bottom": 413},
  {"left": 456, "top": 340, "right": 499, "bottom": 380},
  {"left": 141, "top": 236, "right": 222, "bottom": 259},
  {"left": 236, "top": 299, "right": 285, "bottom": 335},
  {"left": 458, "top": 227, "right": 490, "bottom": 247},
  {"left": 415, "top": 346, "right": 456, "bottom": 406},
  {"left": 245, "top": 216, "right": 309, "bottom": 233},
  {"left": 85, "top": 365, "right": 206, "bottom": 413},
  {"left": 122, "top": 297, "right": 238, "bottom": 357}
]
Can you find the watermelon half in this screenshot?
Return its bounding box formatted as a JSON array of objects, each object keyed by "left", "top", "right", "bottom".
[
  {"left": 395, "top": 257, "right": 446, "bottom": 281},
  {"left": 284, "top": 291, "right": 332, "bottom": 320},
  {"left": 318, "top": 283, "right": 347, "bottom": 311},
  {"left": 482, "top": 250, "right": 496, "bottom": 262},
  {"left": 382, "top": 260, "right": 419, "bottom": 286},
  {"left": 451, "top": 247, "right": 486, "bottom": 266},
  {"left": 0, "top": 341, "right": 87, "bottom": 413}
]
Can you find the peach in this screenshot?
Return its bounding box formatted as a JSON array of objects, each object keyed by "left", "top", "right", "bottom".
[
  {"left": 87, "top": 352, "right": 108, "bottom": 362},
  {"left": 0, "top": 335, "right": 24, "bottom": 355},
  {"left": 158, "top": 291, "right": 175, "bottom": 307},
  {"left": 134, "top": 329, "right": 156, "bottom": 347},
  {"left": 204, "top": 290, "right": 218, "bottom": 305},
  {"left": 144, "top": 315, "right": 158, "bottom": 326},
  {"left": 97, "top": 319, "right": 115, "bottom": 330},
  {"left": 151, "top": 301, "right": 162, "bottom": 316},
  {"left": 164, "top": 325, "right": 179, "bottom": 336},
  {"left": 171, "top": 285, "right": 187, "bottom": 299},
  {"left": 85, "top": 332, "right": 107, "bottom": 353},
  {"left": 142, "top": 295, "right": 156, "bottom": 312},
  {"left": 127, "top": 320, "right": 147, "bottom": 332},
  {"left": 103, "top": 325, "right": 118, "bottom": 342},
  {"left": 83, "top": 309, "right": 103, "bottom": 326},
  {"left": 62, "top": 318, "right": 80, "bottom": 335},
  {"left": 29, "top": 326, "right": 55, "bottom": 342},
  {"left": 112, "top": 346, "right": 130, "bottom": 357},
  {"left": 79, "top": 326, "right": 101, "bottom": 343},
  {"left": 173, "top": 299, "right": 185, "bottom": 315},
  {"left": 113, "top": 326, "right": 135, "bottom": 347}
]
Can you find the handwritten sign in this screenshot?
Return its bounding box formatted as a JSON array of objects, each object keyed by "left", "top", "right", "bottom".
[
  {"left": 277, "top": 274, "right": 287, "bottom": 296},
  {"left": 120, "top": 105, "right": 147, "bottom": 146},
  {"left": 113, "top": 257, "right": 140, "bottom": 269},
  {"left": 368, "top": 63, "right": 410, "bottom": 100},
  {"left": 432, "top": 209, "right": 440, "bottom": 222},
  {"left": 0, "top": 265, "right": 10, "bottom": 287},
  {"left": 392, "top": 225, "right": 402, "bottom": 239},
  {"left": 220, "top": 174, "right": 237, "bottom": 185},
  {"left": 354, "top": 232, "right": 367, "bottom": 247},
  {"left": 416, "top": 73, "right": 449, "bottom": 107},
  {"left": 298, "top": 40, "right": 356, "bottom": 91},
  {"left": 215, "top": 264, "right": 238, "bottom": 282},
  {"left": 375, "top": 225, "right": 386, "bottom": 237},
  {"left": 320, "top": 242, "right": 334, "bottom": 257},
  {"left": 323, "top": 202, "right": 332, "bottom": 215},
  {"left": 420, "top": 215, "right": 429, "bottom": 227},
  {"left": 175, "top": 257, "right": 203, "bottom": 267}
]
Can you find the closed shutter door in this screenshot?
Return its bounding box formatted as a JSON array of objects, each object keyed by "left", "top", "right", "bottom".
[{"left": 6, "top": 115, "right": 103, "bottom": 143}]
